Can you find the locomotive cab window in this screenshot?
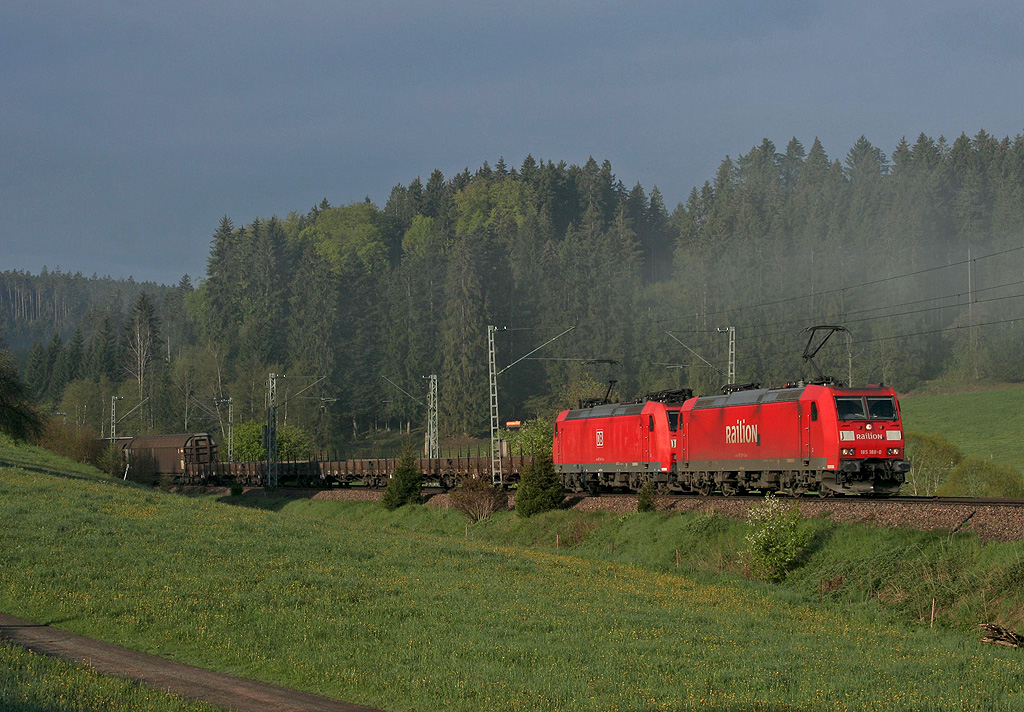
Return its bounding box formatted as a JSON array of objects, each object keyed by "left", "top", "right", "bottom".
[
  {"left": 867, "top": 397, "right": 897, "bottom": 421},
  {"left": 835, "top": 397, "right": 866, "bottom": 420},
  {"left": 648, "top": 415, "right": 655, "bottom": 432},
  {"left": 810, "top": 402, "right": 818, "bottom": 421},
  {"left": 667, "top": 411, "right": 680, "bottom": 432}
]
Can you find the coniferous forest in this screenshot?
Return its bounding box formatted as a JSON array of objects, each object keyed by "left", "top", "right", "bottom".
[{"left": 3, "top": 131, "right": 1024, "bottom": 454}]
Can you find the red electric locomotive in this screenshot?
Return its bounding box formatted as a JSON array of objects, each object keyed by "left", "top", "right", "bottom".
[
  {"left": 554, "top": 383, "right": 910, "bottom": 496},
  {"left": 679, "top": 383, "right": 909, "bottom": 495},
  {"left": 554, "top": 390, "right": 688, "bottom": 493}
]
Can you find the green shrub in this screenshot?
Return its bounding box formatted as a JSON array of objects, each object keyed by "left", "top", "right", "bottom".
[
  {"left": 231, "top": 421, "right": 314, "bottom": 462},
  {"left": 502, "top": 417, "right": 554, "bottom": 459},
  {"left": 97, "top": 444, "right": 126, "bottom": 478},
  {"left": 741, "top": 493, "right": 810, "bottom": 582},
  {"left": 904, "top": 432, "right": 963, "bottom": 495},
  {"left": 937, "top": 456, "right": 1024, "bottom": 498},
  {"left": 33, "top": 419, "right": 106, "bottom": 467},
  {"left": 380, "top": 451, "right": 423, "bottom": 510},
  {"left": 636, "top": 480, "right": 656, "bottom": 512},
  {"left": 515, "top": 453, "right": 563, "bottom": 518}
]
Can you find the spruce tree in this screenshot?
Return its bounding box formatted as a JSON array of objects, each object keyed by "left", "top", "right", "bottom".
[
  {"left": 0, "top": 350, "right": 43, "bottom": 441},
  {"left": 23, "top": 341, "right": 49, "bottom": 402},
  {"left": 381, "top": 451, "right": 423, "bottom": 510},
  {"left": 515, "top": 453, "right": 563, "bottom": 517}
]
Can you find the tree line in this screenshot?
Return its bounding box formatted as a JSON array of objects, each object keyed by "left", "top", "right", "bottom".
[{"left": 3, "top": 130, "right": 1023, "bottom": 455}]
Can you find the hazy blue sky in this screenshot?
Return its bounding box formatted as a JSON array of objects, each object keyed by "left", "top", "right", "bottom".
[{"left": 2, "top": 1, "right": 1022, "bottom": 284}]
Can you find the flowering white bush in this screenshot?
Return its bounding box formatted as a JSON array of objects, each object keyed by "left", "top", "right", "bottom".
[{"left": 742, "top": 493, "right": 809, "bottom": 582}]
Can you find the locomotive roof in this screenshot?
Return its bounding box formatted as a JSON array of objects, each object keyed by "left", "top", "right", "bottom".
[
  {"left": 691, "top": 385, "right": 806, "bottom": 410},
  {"left": 563, "top": 402, "right": 648, "bottom": 420},
  {"left": 562, "top": 383, "right": 894, "bottom": 419}
]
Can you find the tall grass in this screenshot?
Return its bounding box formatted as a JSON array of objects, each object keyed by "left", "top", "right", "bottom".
[{"left": 3, "top": 464, "right": 1024, "bottom": 710}]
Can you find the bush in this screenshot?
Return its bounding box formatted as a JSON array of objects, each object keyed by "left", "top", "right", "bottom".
[
  {"left": 231, "top": 421, "right": 314, "bottom": 462},
  {"left": 502, "top": 417, "right": 554, "bottom": 459},
  {"left": 96, "top": 444, "right": 126, "bottom": 478},
  {"left": 636, "top": 480, "right": 656, "bottom": 512},
  {"left": 904, "top": 432, "right": 962, "bottom": 495},
  {"left": 741, "top": 494, "right": 810, "bottom": 582},
  {"left": 450, "top": 476, "right": 507, "bottom": 523},
  {"left": 381, "top": 451, "right": 423, "bottom": 510},
  {"left": 515, "top": 453, "right": 563, "bottom": 518},
  {"left": 34, "top": 420, "right": 105, "bottom": 467},
  {"left": 937, "top": 456, "right": 1024, "bottom": 498}
]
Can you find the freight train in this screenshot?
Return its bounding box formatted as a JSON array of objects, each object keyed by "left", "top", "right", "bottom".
[
  {"left": 119, "top": 384, "right": 910, "bottom": 497},
  {"left": 553, "top": 382, "right": 910, "bottom": 496},
  {"left": 118, "top": 434, "right": 532, "bottom": 490}
]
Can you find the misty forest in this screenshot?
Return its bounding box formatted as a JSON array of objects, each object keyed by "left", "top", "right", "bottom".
[{"left": 3, "top": 131, "right": 1024, "bottom": 454}]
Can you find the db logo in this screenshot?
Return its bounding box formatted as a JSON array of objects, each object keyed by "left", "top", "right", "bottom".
[{"left": 596, "top": 430, "right": 604, "bottom": 448}]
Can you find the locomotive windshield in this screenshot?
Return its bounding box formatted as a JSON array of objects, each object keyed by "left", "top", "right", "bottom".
[
  {"left": 835, "top": 397, "right": 866, "bottom": 420},
  {"left": 835, "top": 396, "right": 898, "bottom": 421},
  {"left": 866, "top": 397, "right": 897, "bottom": 420}
]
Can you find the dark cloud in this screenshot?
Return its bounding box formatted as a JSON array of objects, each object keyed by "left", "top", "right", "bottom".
[{"left": 1, "top": 1, "right": 1022, "bottom": 283}]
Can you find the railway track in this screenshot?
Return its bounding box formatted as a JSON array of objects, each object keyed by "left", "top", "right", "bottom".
[
  {"left": 177, "top": 484, "right": 1024, "bottom": 541},
  {"left": 646, "top": 492, "right": 1024, "bottom": 507}
]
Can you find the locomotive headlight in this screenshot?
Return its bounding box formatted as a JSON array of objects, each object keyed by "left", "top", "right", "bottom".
[
  {"left": 887, "top": 448, "right": 901, "bottom": 456},
  {"left": 841, "top": 448, "right": 855, "bottom": 456}
]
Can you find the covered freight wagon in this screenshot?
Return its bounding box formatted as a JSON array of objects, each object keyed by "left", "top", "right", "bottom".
[{"left": 118, "top": 433, "right": 218, "bottom": 482}]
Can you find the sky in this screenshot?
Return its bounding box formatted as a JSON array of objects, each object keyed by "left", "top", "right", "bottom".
[{"left": 2, "top": 1, "right": 1023, "bottom": 285}]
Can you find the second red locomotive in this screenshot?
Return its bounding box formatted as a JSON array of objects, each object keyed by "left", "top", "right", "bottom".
[{"left": 554, "top": 383, "right": 910, "bottom": 496}]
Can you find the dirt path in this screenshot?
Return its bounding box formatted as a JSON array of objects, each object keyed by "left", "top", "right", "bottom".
[{"left": 0, "top": 613, "right": 382, "bottom": 712}]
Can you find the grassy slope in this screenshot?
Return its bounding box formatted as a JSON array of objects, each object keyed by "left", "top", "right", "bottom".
[
  {"left": 2, "top": 444, "right": 1024, "bottom": 710},
  {"left": 900, "top": 385, "right": 1024, "bottom": 468}
]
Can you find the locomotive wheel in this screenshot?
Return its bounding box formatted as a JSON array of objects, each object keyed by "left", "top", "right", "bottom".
[
  {"left": 696, "top": 482, "right": 713, "bottom": 497},
  {"left": 721, "top": 483, "right": 738, "bottom": 497}
]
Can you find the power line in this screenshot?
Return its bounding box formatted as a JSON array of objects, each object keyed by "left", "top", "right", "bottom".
[
  {"left": 727, "top": 278, "right": 1024, "bottom": 335},
  {"left": 731, "top": 292, "right": 1024, "bottom": 344},
  {"left": 642, "top": 243, "right": 1024, "bottom": 327}
]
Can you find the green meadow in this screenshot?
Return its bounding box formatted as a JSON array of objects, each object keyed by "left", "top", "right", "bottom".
[
  {"left": 2, "top": 439, "right": 1024, "bottom": 711},
  {"left": 900, "top": 385, "right": 1024, "bottom": 469}
]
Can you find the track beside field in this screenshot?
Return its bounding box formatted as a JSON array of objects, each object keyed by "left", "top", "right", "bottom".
[
  {"left": 0, "top": 614, "right": 381, "bottom": 712},
  {"left": 183, "top": 486, "right": 1024, "bottom": 543}
]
